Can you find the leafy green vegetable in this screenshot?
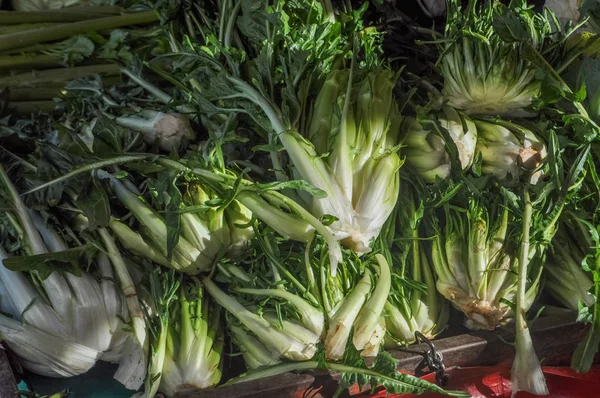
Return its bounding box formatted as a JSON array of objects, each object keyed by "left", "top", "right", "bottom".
[
  {"left": 547, "top": 215, "right": 600, "bottom": 373},
  {"left": 2, "top": 243, "right": 96, "bottom": 279},
  {"left": 2, "top": 1, "right": 600, "bottom": 396},
  {"left": 0, "top": 165, "right": 125, "bottom": 380},
  {"left": 140, "top": 0, "right": 397, "bottom": 265},
  {"left": 381, "top": 184, "right": 449, "bottom": 347},
  {"left": 403, "top": 107, "right": 477, "bottom": 183},
  {"left": 225, "top": 347, "right": 469, "bottom": 397},
  {"left": 436, "top": 0, "right": 568, "bottom": 116},
  {"left": 474, "top": 119, "right": 548, "bottom": 184},
  {"left": 43, "top": 35, "right": 95, "bottom": 66}
]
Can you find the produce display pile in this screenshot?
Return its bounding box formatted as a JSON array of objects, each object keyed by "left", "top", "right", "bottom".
[{"left": 0, "top": 0, "right": 599, "bottom": 397}]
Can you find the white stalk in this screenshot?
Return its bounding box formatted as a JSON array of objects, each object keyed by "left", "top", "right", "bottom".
[
  {"left": 30, "top": 212, "right": 113, "bottom": 353},
  {"left": 325, "top": 271, "right": 372, "bottom": 360},
  {"left": 203, "top": 278, "right": 315, "bottom": 361},
  {"left": 236, "top": 288, "right": 324, "bottom": 336},
  {"left": 353, "top": 255, "right": 391, "bottom": 352},
  {"left": 0, "top": 314, "right": 100, "bottom": 378},
  {"left": 99, "top": 227, "right": 148, "bottom": 391},
  {"left": 0, "top": 246, "right": 68, "bottom": 338},
  {"left": 511, "top": 190, "right": 548, "bottom": 396},
  {"left": 229, "top": 325, "right": 281, "bottom": 370}
]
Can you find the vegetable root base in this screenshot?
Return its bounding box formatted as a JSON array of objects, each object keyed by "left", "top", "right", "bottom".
[{"left": 438, "top": 284, "right": 508, "bottom": 331}]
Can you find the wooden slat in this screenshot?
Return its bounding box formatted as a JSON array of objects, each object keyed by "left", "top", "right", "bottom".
[{"left": 179, "top": 312, "right": 592, "bottom": 398}]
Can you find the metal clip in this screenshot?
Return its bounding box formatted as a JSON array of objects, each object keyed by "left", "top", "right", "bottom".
[{"left": 399, "top": 331, "right": 448, "bottom": 386}]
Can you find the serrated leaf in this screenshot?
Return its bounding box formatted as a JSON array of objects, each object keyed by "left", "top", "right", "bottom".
[
  {"left": 44, "top": 35, "right": 95, "bottom": 66},
  {"left": 335, "top": 342, "right": 370, "bottom": 396},
  {"left": 92, "top": 115, "right": 138, "bottom": 157},
  {"left": 76, "top": 176, "right": 110, "bottom": 230},
  {"left": 3, "top": 244, "right": 98, "bottom": 279},
  {"left": 148, "top": 170, "right": 183, "bottom": 261},
  {"left": 332, "top": 348, "right": 468, "bottom": 397},
  {"left": 574, "top": 82, "right": 588, "bottom": 103},
  {"left": 98, "top": 30, "right": 132, "bottom": 62},
  {"left": 92, "top": 115, "right": 124, "bottom": 154},
  {"left": 55, "top": 124, "right": 93, "bottom": 157},
  {"left": 371, "top": 351, "right": 451, "bottom": 395},
  {"left": 255, "top": 180, "right": 327, "bottom": 198}
]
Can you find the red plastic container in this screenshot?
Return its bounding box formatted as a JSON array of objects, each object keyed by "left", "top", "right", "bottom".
[{"left": 357, "top": 366, "right": 600, "bottom": 398}]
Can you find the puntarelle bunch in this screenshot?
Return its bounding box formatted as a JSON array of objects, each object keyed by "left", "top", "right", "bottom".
[{"left": 0, "top": 0, "right": 598, "bottom": 398}]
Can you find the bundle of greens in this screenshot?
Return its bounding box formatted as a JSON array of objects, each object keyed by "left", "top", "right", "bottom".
[
  {"left": 301, "top": 67, "right": 403, "bottom": 254},
  {"left": 382, "top": 184, "right": 449, "bottom": 346},
  {"left": 0, "top": 111, "right": 152, "bottom": 388},
  {"left": 0, "top": 1, "right": 599, "bottom": 397},
  {"left": 202, "top": 229, "right": 391, "bottom": 364},
  {"left": 437, "top": 0, "right": 568, "bottom": 116},
  {"left": 127, "top": 0, "right": 405, "bottom": 262},
  {"left": 536, "top": 11, "right": 600, "bottom": 376},
  {"left": 544, "top": 176, "right": 600, "bottom": 374},
  {"left": 98, "top": 171, "right": 231, "bottom": 275},
  {"left": 403, "top": 106, "right": 477, "bottom": 183},
  {"left": 427, "top": 189, "right": 533, "bottom": 331},
  {"left": 546, "top": 217, "right": 595, "bottom": 311},
  {"left": 0, "top": 165, "right": 125, "bottom": 377},
  {"left": 202, "top": 230, "right": 467, "bottom": 397},
  {"left": 135, "top": 273, "right": 223, "bottom": 397},
  {"left": 474, "top": 119, "right": 547, "bottom": 184},
  {"left": 424, "top": 136, "right": 588, "bottom": 394}
]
